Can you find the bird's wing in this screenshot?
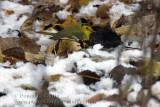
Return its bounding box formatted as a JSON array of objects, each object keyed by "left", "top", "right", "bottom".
[
  {"left": 35, "top": 31, "right": 56, "bottom": 36},
  {"left": 57, "top": 24, "right": 85, "bottom": 40}
]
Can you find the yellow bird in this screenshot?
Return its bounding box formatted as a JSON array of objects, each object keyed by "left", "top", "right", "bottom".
[{"left": 35, "top": 23, "right": 94, "bottom": 45}]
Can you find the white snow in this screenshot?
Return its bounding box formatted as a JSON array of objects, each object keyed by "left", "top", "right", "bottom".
[
  {"left": 127, "top": 83, "right": 142, "bottom": 103},
  {"left": 0, "top": 1, "right": 34, "bottom": 38},
  {"left": 77, "top": 0, "right": 110, "bottom": 17},
  {"left": 56, "top": 10, "right": 71, "bottom": 20},
  {"left": 152, "top": 81, "right": 160, "bottom": 99},
  {"left": 59, "top": 0, "right": 69, "bottom": 4},
  {"left": 109, "top": 1, "right": 140, "bottom": 26},
  {"left": 0, "top": 0, "right": 159, "bottom": 107},
  {"left": 148, "top": 98, "right": 160, "bottom": 107},
  {"left": 0, "top": 62, "right": 44, "bottom": 107}
]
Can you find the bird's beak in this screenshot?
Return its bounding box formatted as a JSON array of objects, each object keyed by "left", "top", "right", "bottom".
[{"left": 89, "top": 30, "right": 96, "bottom": 33}]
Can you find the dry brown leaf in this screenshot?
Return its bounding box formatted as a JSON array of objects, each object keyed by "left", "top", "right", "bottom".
[
  {"left": 60, "top": 16, "right": 77, "bottom": 29},
  {"left": 6, "top": 10, "right": 14, "bottom": 15},
  {"left": 71, "top": 0, "right": 93, "bottom": 8},
  {"left": 95, "top": 18, "right": 110, "bottom": 27},
  {"left": 18, "top": 0, "right": 32, "bottom": 5},
  {"left": 20, "top": 14, "right": 35, "bottom": 37},
  {"left": 0, "top": 45, "right": 3, "bottom": 62},
  {"left": 46, "top": 16, "right": 77, "bottom": 31},
  {"left": 25, "top": 52, "right": 45, "bottom": 63},
  {"left": 153, "top": 47, "right": 160, "bottom": 62},
  {"left": 131, "top": 14, "right": 156, "bottom": 37},
  {"left": 136, "top": 90, "right": 145, "bottom": 104},
  {"left": 3, "top": 56, "right": 23, "bottom": 65},
  {"left": 109, "top": 65, "right": 136, "bottom": 85},
  {"left": 115, "top": 14, "right": 156, "bottom": 41},
  {"left": 96, "top": 3, "right": 112, "bottom": 19},
  {"left": 119, "top": 0, "right": 134, "bottom": 5},
  {"left": 34, "top": 0, "right": 63, "bottom": 27},
  {"left": 104, "top": 85, "right": 132, "bottom": 105},
  {"left": 77, "top": 16, "right": 110, "bottom": 27},
  {"left": 36, "top": 81, "right": 65, "bottom": 107},
  {"left": 2, "top": 47, "right": 25, "bottom": 60},
  {"left": 0, "top": 37, "right": 40, "bottom": 54},
  {"left": 112, "top": 15, "right": 125, "bottom": 30},
  {"left": 105, "top": 95, "right": 121, "bottom": 102},
  {"left": 12, "top": 75, "right": 22, "bottom": 79},
  {"left": 91, "top": 55, "right": 115, "bottom": 62},
  {"left": 49, "top": 74, "right": 64, "bottom": 82},
  {"left": 47, "top": 42, "right": 56, "bottom": 53},
  {"left": 112, "top": 13, "right": 139, "bottom": 30},
  {"left": 17, "top": 13, "right": 28, "bottom": 21},
  {"left": 0, "top": 37, "right": 40, "bottom": 62},
  {"left": 47, "top": 37, "right": 81, "bottom": 57},
  {"left": 21, "top": 85, "right": 36, "bottom": 90},
  {"left": 115, "top": 25, "right": 133, "bottom": 35},
  {"left": 2, "top": 9, "right": 14, "bottom": 15},
  {"left": 78, "top": 70, "right": 100, "bottom": 85},
  {"left": 87, "top": 93, "right": 107, "bottom": 103}
]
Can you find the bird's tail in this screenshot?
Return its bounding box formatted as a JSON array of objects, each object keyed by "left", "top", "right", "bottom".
[
  {"left": 35, "top": 31, "right": 59, "bottom": 39},
  {"left": 35, "top": 31, "right": 57, "bottom": 36}
]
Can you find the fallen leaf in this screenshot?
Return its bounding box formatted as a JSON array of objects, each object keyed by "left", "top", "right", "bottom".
[
  {"left": 104, "top": 85, "right": 132, "bottom": 105},
  {"left": 96, "top": 3, "right": 112, "bottom": 19},
  {"left": 49, "top": 74, "right": 64, "bottom": 82},
  {"left": 45, "top": 16, "right": 77, "bottom": 31},
  {"left": 20, "top": 14, "right": 35, "bottom": 37},
  {"left": 12, "top": 75, "right": 22, "bottom": 79},
  {"left": 0, "top": 37, "right": 40, "bottom": 54},
  {"left": 95, "top": 18, "right": 110, "bottom": 27},
  {"left": 17, "top": 13, "right": 28, "bottom": 21},
  {"left": 76, "top": 16, "right": 110, "bottom": 27},
  {"left": 25, "top": 52, "right": 45, "bottom": 63},
  {"left": 0, "top": 45, "right": 3, "bottom": 62},
  {"left": 115, "top": 25, "right": 134, "bottom": 35},
  {"left": 153, "top": 47, "right": 160, "bottom": 62},
  {"left": 34, "top": 0, "right": 63, "bottom": 27},
  {"left": 91, "top": 55, "right": 115, "bottom": 62},
  {"left": 112, "top": 15, "right": 125, "bottom": 30},
  {"left": 87, "top": 93, "right": 107, "bottom": 103},
  {"left": 136, "top": 90, "right": 145, "bottom": 105},
  {"left": 105, "top": 95, "right": 121, "bottom": 102},
  {"left": 18, "top": 0, "right": 32, "bottom": 5},
  {"left": 3, "top": 47, "right": 25, "bottom": 60},
  {"left": 109, "top": 65, "right": 136, "bottom": 85},
  {"left": 0, "top": 37, "right": 40, "bottom": 62},
  {"left": 2, "top": 9, "right": 14, "bottom": 15},
  {"left": 129, "top": 59, "right": 145, "bottom": 67},
  {"left": 78, "top": 70, "right": 100, "bottom": 85},
  {"left": 21, "top": 85, "right": 36, "bottom": 90},
  {"left": 60, "top": 16, "right": 78, "bottom": 29},
  {"left": 36, "top": 81, "right": 65, "bottom": 107},
  {"left": 71, "top": 0, "right": 93, "bottom": 8},
  {"left": 3, "top": 56, "right": 22, "bottom": 65},
  {"left": 47, "top": 37, "right": 81, "bottom": 57},
  {"left": 115, "top": 14, "right": 156, "bottom": 43},
  {"left": 120, "top": 0, "right": 134, "bottom": 6}
]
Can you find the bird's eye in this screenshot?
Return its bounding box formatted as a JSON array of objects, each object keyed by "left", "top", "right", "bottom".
[{"left": 86, "top": 27, "right": 88, "bottom": 29}]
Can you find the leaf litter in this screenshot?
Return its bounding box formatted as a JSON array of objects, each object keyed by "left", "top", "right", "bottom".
[{"left": 0, "top": 0, "right": 160, "bottom": 107}]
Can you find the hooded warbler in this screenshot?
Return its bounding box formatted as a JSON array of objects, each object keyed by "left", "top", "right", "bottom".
[{"left": 35, "top": 23, "right": 94, "bottom": 43}]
